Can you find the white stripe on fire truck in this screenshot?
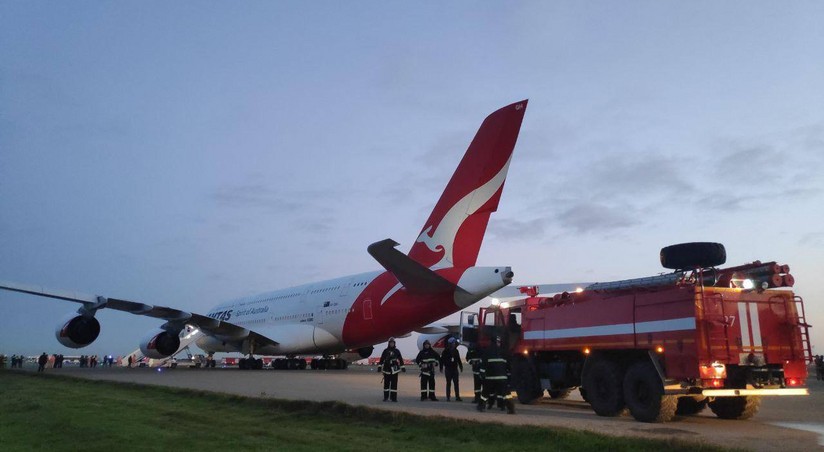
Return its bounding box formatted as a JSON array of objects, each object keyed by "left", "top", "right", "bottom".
[
  {"left": 738, "top": 302, "right": 751, "bottom": 347},
  {"left": 748, "top": 302, "right": 763, "bottom": 347},
  {"left": 523, "top": 317, "right": 695, "bottom": 341}
]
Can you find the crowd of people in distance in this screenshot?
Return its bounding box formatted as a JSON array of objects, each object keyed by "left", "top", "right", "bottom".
[{"left": 376, "top": 336, "right": 516, "bottom": 414}]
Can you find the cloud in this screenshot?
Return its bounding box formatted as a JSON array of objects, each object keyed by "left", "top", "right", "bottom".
[
  {"left": 212, "top": 183, "right": 302, "bottom": 213},
  {"left": 696, "top": 187, "right": 821, "bottom": 212},
  {"left": 798, "top": 232, "right": 824, "bottom": 247},
  {"left": 488, "top": 218, "right": 549, "bottom": 241},
  {"left": 557, "top": 202, "right": 639, "bottom": 233}
]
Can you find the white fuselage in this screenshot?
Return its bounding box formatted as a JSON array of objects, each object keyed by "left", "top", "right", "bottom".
[{"left": 198, "top": 270, "right": 381, "bottom": 355}]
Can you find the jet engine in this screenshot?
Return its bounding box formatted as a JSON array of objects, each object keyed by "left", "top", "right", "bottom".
[
  {"left": 55, "top": 313, "right": 101, "bottom": 348},
  {"left": 139, "top": 328, "right": 181, "bottom": 359},
  {"left": 356, "top": 346, "right": 374, "bottom": 359},
  {"left": 339, "top": 346, "right": 374, "bottom": 361}
]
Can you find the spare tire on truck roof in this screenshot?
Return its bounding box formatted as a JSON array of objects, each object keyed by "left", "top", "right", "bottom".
[{"left": 660, "top": 242, "right": 726, "bottom": 270}]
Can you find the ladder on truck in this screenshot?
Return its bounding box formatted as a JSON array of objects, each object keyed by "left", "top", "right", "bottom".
[
  {"left": 698, "top": 290, "right": 732, "bottom": 362},
  {"left": 791, "top": 296, "right": 813, "bottom": 362}
]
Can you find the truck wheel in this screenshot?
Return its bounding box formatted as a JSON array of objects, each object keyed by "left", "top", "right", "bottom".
[
  {"left": 708, "top": 396, "right": 761, "bottom": 420},
  {"left": 676, "top": 396, "right": 707, "bottom": 415},
  {"left": 511, "top": 356, "right": 543, "bottom": 404},
  {"left": 583, "top": 359, "right": 625, "bottom": 417},
  {"left": 660, "top": 242, "right": 726, "bottom": 270},
  {"left": 623, "top": 362, "right": 677, "bottom": 422},
  {"left": 548, "top": 389, "right": 571, "bottom": 399}
]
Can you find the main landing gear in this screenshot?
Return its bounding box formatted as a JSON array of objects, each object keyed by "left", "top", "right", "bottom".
[
  {"left": 238, "top": 355, "right": 263, "bottom": 370},
  {"left": 272, "top": 355, "right": 308, "bottom": 370},
  {"left": 310, "top": 356, "right": 348, "bottom": 370}
]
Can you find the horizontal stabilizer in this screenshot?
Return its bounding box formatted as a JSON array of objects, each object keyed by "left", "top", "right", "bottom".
[
  {"left": 367, "top": 239, "right": 466, "bottom": 295},
  {"left": 415, "top": 324, "right": 461, "bottom": 334}
]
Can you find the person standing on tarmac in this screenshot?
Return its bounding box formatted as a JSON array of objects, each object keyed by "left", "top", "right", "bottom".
[
  {"left": 37, "top": 352, "right": 48, "bottom": 372},
  {"left": 440, "top": 337, "right": 463, "bottom": 401},
  {"left": 465, "top": 343, "right": 483, "bottom": 403},
  {"left": 415, "top": 340, "right": 440, "bottom": 401},
  {"left": 477, "top": 337, "right": 515, "bottom": 414},
  {"left": 377, "top": 337, "right": 406, "bottom": 402}
]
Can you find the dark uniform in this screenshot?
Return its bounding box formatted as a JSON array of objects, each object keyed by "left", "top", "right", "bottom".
[
  {"left": 465, "top": 345, "right": 483, "bottom": 403},
  {"left": 440, "top": 338, "right": 463, "bottom": 401},
  {"left": 477, "top": 338, "right": 515, "bottom": 414},
  {"left": 37, "top": 352, "right": 48, "bottom": 372},
  {"left": 377, "top": 338, "right": 405, "bottom": 402},
  {"left": 415, "top": 340, "right": 440, "bottom": 401}
]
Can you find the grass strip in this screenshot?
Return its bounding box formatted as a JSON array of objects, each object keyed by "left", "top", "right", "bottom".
[{"left": 0, "top": 371, "right": 729, "bottom": 451}]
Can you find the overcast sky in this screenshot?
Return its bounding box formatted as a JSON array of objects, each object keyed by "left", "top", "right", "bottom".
[{"left": 1, "top": 2, "right": 823, "bottom": 360}]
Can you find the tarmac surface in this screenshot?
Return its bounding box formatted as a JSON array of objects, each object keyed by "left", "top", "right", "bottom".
[{"left": 14, "top": 364, "right": 824, "bottom": 451}]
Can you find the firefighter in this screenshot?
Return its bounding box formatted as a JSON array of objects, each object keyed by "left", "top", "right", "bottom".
[
  {"left": 440, "top": 337, "right": 463, "bottom": 401},
  {"left": 377, "top": 337, "right": 406, "bottom": 402},
  {"left": 465, "top": 342, "right": 483, "bottom": 403},
  {"left": 815, "top": 355, "right": 823, "bottom": 381},
  {"left": 477, "top": 337, "right": 515, "bottom": 414},
  {"left": 37, "top": 352, "right": 48, "bottom": 372},
  {"left": 415, "top": 339, "right": 440, "bottom": 401}
]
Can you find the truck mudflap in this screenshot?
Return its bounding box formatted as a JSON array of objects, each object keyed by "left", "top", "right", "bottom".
[{"left": 701, "top": 388, "right": 808, "bottom": 396}]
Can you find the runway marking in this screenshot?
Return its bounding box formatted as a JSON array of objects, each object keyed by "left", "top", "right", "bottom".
[{"left": 770, "top": 422, "right": 824, "bottom": 446}]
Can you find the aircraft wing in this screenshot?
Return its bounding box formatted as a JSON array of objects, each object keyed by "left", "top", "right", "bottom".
[{"left": 0, "top": 280, "right": 277, "bottom": 347}]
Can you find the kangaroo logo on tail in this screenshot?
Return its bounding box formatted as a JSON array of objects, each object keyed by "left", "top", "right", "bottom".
[{"left": 408, "top": 100, "right": 528, "bottom": 269}]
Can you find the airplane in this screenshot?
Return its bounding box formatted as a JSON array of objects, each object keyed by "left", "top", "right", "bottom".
[{"left": 0, "top": 100, "right": 528, "bottom": 369}]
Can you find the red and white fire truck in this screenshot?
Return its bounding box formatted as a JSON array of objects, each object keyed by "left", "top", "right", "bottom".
[{"left": 460, "top": 243, "right": 811, "bottom": 422}]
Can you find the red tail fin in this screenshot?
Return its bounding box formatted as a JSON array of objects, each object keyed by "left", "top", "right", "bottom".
[{"left": 407, "top": 100, "right": 527, "bottom": 268}]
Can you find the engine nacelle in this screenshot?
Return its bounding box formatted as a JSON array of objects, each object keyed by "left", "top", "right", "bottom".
[
  {"left": 139, "top": 328, "right": 181, "bottom": 359},
  {"left": 55, "top": 313, "right": 101, "bottom": 348},
  {"left": 356, "top": 346, "right": 374, "bottom": 359}
]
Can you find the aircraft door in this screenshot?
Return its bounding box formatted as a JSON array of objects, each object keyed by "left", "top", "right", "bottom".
[{"left": 362, "top": 298, "right": 373, "bottom": 320}]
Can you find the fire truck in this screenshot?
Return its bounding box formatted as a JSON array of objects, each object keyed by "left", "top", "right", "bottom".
[{"left": 459, "top": 243, "right": 811, "bottom": 423}]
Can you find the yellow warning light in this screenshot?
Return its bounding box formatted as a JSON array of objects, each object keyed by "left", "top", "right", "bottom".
[
  {"left": 655, "top": 345, "right": 664, "bottom": 354},
  {"left": 583, "top": 347, "right": 591, "bottom": 355},
  {"left": 522, "top": 349, "right": 529, "bottom": 356}
]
